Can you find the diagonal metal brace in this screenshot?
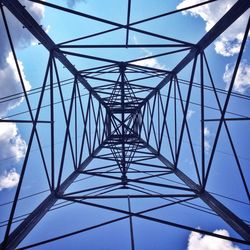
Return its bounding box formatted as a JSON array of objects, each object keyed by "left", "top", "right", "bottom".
[
  {"left": 143, "top": 140, "right": 250, "bottom": 242},
  {"left": 136, "top": 0, "right": 250, "bottom": 110},
  {"left": 0, "top": 146, "right": 102, "bottom": 250},
  {"left": 0, "top": 0, "right": 112, "bottom": 115}
]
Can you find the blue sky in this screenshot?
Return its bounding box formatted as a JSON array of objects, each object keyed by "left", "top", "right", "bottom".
[{"left": 0, "top": 0, "right": 250, "bottom": 249}]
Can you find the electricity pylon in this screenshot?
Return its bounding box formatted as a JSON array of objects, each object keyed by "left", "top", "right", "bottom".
[{"left": 0, "top": 0, "right": 249, "bottom": 249}]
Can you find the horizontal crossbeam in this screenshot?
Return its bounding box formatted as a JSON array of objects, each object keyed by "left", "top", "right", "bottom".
[
  {"left": 0, "top": 146, "right": 102, "bottom": 250},
  {"left": 136, "top": 0, "right": 250, "bottom": 110},
  {"left": 144, "top": 140, "right": 250, "bottom": 242},
  {"left": 0, "top": 0, "right": 111, "bottom": 113}
]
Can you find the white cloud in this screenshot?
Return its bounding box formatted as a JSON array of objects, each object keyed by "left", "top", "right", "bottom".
[
  {"left": 0, "top": 0, "right": 44, "bottom": 116},
  {"left": 132, "top": 35, "right": 139, "bottom": 45},
  {"left": 0, "top": 122, "right": 27, "bottom": 163},
  {"left": 204, "top": 140, "right": 211, "bottom": 152},
  {"left": 214, "top": 33, "right": 244, "bottom": 57},
  {"left": 177, "top": 0, "right": 250, "bottom": 57},
  {"left": 187, "top": 229, "right": 241, "bottom": 250},
  {"left": 0, "top": 0, "right": 44, "bottom": 191},
  {"left": 45, "top": 24, "right": 51, "bottom": 34},
  {"left": 132, "top": 57, "right": 166, "bottom": 69},
  {"left": 131, "top": 35, "right": 166, "bottom": 69},
  {"left": 0, "top": 168, "right": 20, "bottom": 191},
  {"left": 0, "top": 0, "right": 45, "bottom": 64},
  {"left": 66, "top": 0, "right": 86, "bottom": 8},
  {"left": 203, "top": 127, "right": 210, "bottom": 152},
  {"left": 204, "top": 126, "right": 210, "bottom": 137},
  {"left": 24, "top": 0, "right": 45, "bottom": 20},
  {"left": 223, "top": 61, "right": 250, "bottom": 94},
  {"left": 0, "top": 52, "right": 31, "bottom": 117},
  {"left": 187, "top": 109, "right": 195, "bottom": 120}
]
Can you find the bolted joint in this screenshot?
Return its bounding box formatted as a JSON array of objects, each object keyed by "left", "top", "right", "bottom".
[
  {"left": 119, "top": 61, "right": 127, "bottom": 73},
  {"left": 121, "top": 174, "right": 128, "bottom": 186}
]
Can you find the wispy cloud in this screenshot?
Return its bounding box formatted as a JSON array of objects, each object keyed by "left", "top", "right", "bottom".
[
  {"left": 131, "top": 36, "right": 166, "bottom": 69},
  {"left": 204, "top": 140, "right": 211, "bottom": 152},
  {"left": 187, "top": 229, "right": 241, "bottom": 250},
  {"left": 223, "top": 61, "right": 250, "bottom": 94},
  {"left": 187, "top": 109, "right": 195, "bottom": 120},
  {"left": 203, "top": 126, "right": 210, "bottom": 152},
  {"left": 204, "top": 126, "right": 210, "bottom": 137},
  {"left": 66, "top": 0, "right": 86, "bottom": 8},
  {"left": 0, "top": 168, "right": 20, "bottom": 191},
  {"left": 132, "top": 56, "right": 166, "bottom": 69}
]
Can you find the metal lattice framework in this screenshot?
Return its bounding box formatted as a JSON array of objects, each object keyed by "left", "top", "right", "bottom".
[{"left": 0, "top": 0, "right": 250, "bottom": 249}]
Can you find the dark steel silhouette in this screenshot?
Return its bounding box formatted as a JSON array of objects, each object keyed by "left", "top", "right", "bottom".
[{"left": 0, "top": 0, "right": 249, "bottom": 249}]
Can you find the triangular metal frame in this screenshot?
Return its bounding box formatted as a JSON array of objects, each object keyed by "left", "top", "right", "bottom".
[{"left": 0, "top": 0, "right": 250, "bottom": 249}]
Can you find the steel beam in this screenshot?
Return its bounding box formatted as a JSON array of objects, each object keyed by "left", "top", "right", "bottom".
[
  {"left": 58, "top": 44, "right": 189, "bottom": 48},
  {"left": 0, "top": 0, "right": 111, "bottom": 113},
  {"left": 62, "top": 196, "right": 249, "bottom": 245},
  {"left": 1, "top": 0, "right": 250, "bottom": 247},
  {"left": 136, "top": 0, "right": 250, "bottom": 109},
  {"left": 143, "top": 140, "right": 250, "bottom": 242},
  {"left": 65, "top": 194, "right": 194, "bottom": 199},
  {"left": 120, "top": 63, "right": 127, "bottom": 180},
  {"left": 0, "top": 146, "right": 102, "bottom": 250}
]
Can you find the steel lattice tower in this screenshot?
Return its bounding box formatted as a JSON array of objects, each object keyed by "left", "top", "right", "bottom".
[{"left": 0, "top": 0, "right": 250, "bottom": 249}]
